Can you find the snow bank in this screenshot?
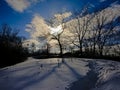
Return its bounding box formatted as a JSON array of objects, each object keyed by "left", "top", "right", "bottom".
[{"left": 92, "top": 59, "right": 120, "bottom": 90}]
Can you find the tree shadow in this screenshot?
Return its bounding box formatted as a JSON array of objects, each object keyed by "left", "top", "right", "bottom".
[
  {"left": 10, "top": 59, "right": 64, "bottom": 90},
  {"left": 53, "top": 58, "right": 83, "bottom": 83},
  {"left": 17, "top": 58, "right": 82, "bottom": 90},
  {"left": 0, "top": 58, "right": 87, "bottom": 90},
  {"left": 62, "top": 58, "right": 82, "bottom": 79},
  {"left": 67, "top": 60, "right": 98, "bottom": 90}
]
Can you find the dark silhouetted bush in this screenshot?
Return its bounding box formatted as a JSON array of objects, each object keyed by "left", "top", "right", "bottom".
[{"left": 0, "top": 24, "right": 28, "bottom": 68}]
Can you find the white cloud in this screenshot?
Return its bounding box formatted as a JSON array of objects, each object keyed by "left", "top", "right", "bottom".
[
  {"left": 25, "top": 14, "right": 49, "bottom": 39},
  {"left": 54, "top": 12, "right": 72, "bottom": 23},
  {"left": 5, "top": 0, "right": 30, "bottom": 12},
  {"left": 54, "top": 12, "right": 72, "bottom": 19},
  {"left": 5, "top": 0, "right": 43, "bottom": 12}
]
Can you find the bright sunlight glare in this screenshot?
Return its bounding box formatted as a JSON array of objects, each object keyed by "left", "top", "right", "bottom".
[{"left": 48, "top": 24, "right": 63, "bottom": 35}]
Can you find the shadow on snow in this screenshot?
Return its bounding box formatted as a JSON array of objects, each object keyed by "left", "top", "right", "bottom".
[{"left": 66, "top": 60, "right": 98, "bottom": 90}]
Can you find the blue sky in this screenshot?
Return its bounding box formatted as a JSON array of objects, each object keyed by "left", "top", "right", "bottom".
[{"left": 0, "top": 0, "right": 119, "bottom": 38}]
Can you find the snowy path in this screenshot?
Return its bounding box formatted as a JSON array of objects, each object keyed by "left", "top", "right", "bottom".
[
  {"left": 0, "top": 58, "right": 120, "bottom": 90},
  {"left": 67, "top": 60, "right": 98, "bottom": 90}
]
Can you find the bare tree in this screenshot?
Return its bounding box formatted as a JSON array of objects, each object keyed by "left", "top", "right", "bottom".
[
  {"left": 0, "top": 24, "right": 28, "bottom": 68},
  {"left": 48, "top": 12, "right": 72, "bottom": 56},
  {"left": 68, "top": 8, "right": 92, "bottom": 56},
  {"left": 92, "top": 9, "right": 117, "bottom": 56}
]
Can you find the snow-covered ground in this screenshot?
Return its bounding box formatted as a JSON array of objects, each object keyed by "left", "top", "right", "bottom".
[
  {"left": 0, "top": 58, "right": 120, "bottom": 90},
  {"left": 92, "top": 59, "right": 120, "bottom": 90}
]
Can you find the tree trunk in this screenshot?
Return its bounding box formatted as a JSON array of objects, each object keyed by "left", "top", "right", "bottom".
[
  {"left": 46, "top": 43, "right": 50, "bottom": 56},
  {"left": 99, "top": 46, "right": 103, "bottom": 56},
  {"left": 58, "top": 39, "right": 63, "bottom": 56},
  {"left": 93, "top": 41, "right": 96, "bottom": 55},
  {"left": 80, "top": 41, "right": 83, "bottom": 56}
]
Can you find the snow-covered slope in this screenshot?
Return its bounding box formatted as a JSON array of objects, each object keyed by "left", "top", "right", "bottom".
[
  {"left": 92, "top": 59, "right": 120, "bottom": 90},
  {"left": 0, "top": 58, "right": 120, "bottom": 90}
]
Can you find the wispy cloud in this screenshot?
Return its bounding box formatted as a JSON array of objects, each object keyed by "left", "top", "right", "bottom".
[{"left": 5, "top": 0, "right": 43, "bottom": 12}]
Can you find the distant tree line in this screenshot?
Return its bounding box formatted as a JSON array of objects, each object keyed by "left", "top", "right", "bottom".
[
  {"left": 0, "top": 24, "right": 28, "bottom": 68},
  {"left": 67, "top": 8, "right": 120, "bottom": 60}
]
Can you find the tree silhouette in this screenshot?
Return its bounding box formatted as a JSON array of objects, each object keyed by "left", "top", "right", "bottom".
[
  {"left": 0, "top": 24, "right": 28, "bottom": 68},
  {"left": 68, "top": 7, "right": 93, "bottom": 56},
  {"left": 48, "top": 12, "right": 72, "bottom": 56}
]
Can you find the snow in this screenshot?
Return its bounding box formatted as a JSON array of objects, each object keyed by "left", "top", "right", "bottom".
[
  {"left": 0, "top": 58, "right": 89, "bottom": 90},
  {"left": 0, "top": 58, "right": 120, "bottom": 90},
  {"left": 92, "top": 59, "right": 120, "bottom": 90}
]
